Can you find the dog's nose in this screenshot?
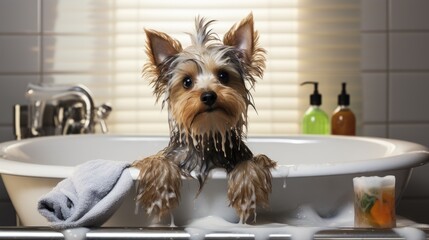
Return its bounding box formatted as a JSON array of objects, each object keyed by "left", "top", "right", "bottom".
[{"left": 200, "top": 91, "right": 217, "bottom": 106}]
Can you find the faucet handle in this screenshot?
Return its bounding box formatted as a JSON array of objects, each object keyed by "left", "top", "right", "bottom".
[
  {"left": 96, "top": 103, "right": 112, "bottom": 133},
  {"left": 97, "top": 103, "right": 112, "bottom": 120}
]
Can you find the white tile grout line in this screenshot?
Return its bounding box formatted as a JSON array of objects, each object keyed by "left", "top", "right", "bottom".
[
  {"left": 386, "top": 0, "right": 390, "bottom": 137},
  {"left": 39, "top": 0, "right": 43, "bottom": 84}
]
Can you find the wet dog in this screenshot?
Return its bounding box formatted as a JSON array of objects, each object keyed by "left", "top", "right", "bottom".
[{"left": 133, "top": 13, "right": 276, "bottom": 224}]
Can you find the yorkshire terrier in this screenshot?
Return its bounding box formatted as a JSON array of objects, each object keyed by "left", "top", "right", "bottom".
[{"left": 133, "top": 13, "right": 277, "bottom": 224}]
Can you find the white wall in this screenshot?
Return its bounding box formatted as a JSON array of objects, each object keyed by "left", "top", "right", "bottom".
[{"left": 0, "top": 0, "right": 428, "bottom": 225}]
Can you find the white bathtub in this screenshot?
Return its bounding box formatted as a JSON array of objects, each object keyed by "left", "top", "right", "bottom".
[{"left": 0, "top": 134, "right": 428, "bottom": 227}]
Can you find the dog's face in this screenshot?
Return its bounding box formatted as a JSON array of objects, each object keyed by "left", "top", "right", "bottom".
[{"left": 144, "top": 14, "right": 265, "bottom": 138}]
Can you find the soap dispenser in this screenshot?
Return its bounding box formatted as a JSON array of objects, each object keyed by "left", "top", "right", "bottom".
[
  {"left": 331, "top": 82, "right": 356, "bottom": 135},
  {"left": 300, "top": 81, "right": 330, "bottom": 134}
]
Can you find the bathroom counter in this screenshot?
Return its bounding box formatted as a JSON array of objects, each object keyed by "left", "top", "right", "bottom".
[{"left": 0, "top": 227, "right": 428, "bottom": 240}]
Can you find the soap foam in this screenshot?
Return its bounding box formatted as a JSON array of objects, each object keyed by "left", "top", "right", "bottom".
[
  {"left": 353, "top": 175, "right": 395, "bottom": 189},
  {"left": 184, "top": 203, "right": 427, "bottom": 240},
  {"left": 62, "top": 228, "right": 89, "bottom": 240},
  {"left": 58, "top": 209, "right": 428, "bottom": 240},
  {"left": 185, "top": 215, "right": 322, "bottom": 240},
  {"left": 184, "top": 204, "right": 353, "bottom": 240},
  {"left": 394, "top": 226, "right": 427, "bottom": 240}
]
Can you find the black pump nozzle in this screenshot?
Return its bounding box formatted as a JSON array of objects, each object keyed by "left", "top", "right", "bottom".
[
  {"left": 338, "top": 82, "right": 350, "bottom": 106},
  {"left": 301, "top": 81, "right": 322, "bottom": 106}
]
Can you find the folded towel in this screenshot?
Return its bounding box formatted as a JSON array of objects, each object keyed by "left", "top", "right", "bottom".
[{"left": 38, "top": 159, "right": 133, "bottom": 229}]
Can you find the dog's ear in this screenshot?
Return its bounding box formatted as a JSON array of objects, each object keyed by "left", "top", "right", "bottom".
[
  {"left": 223, "top": 13, "right": 256, "bottom": 63},
  {"left": 223, "top": 13, "right": 266, "bottom": 78},
  {"left": 145, "top": 29, "right": 182, "bottom": 67},
  {"left": 144, "top": 29, "right": 182, "bottom": 102}
]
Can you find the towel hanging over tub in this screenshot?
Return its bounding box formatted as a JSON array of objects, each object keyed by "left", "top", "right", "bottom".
[{"left": 37, "top": 159, "right": 133, "bottom": 229}]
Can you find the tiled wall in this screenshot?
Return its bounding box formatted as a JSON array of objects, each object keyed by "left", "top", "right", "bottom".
[
  {"left": 0, "top": 0, "right": 41, "bottom": 226},
  {"left": 0, "top": 0, "right": 428, "bottom": 225},
  {"left": 361, "top": 0, "right": 429, "bottom": 223}
]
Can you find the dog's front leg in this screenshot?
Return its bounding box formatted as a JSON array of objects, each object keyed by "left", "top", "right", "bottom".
[
  {"left": 227, "top": 154, "right": 276, "bottom": 223},
  {"left": 133, "top": 152, "right": 182, "bottom": 221}
]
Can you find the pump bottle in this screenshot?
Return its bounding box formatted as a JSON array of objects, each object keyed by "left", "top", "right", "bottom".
[
  {"left": 300, "top": 82, "right": 330, "bottom": 134},
  {"left": 331, "top": 82, "right": 356, "bottom": 135}
]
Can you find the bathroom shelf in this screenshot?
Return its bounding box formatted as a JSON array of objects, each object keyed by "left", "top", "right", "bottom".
[{"left": 0, "top": 227, "right": 428, "bottom": 240}]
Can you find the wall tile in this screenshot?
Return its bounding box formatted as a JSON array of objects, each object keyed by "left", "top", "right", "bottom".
[
  {"left": 43, "top": 36, "right": 111, "bottom": 73},
  {"left": 361, "top": 33, "right": 387, "bottom": 70},
  {"left": 389, "top": 124, "right": 429, "bottom": 147},
  {"left": 389, "top": 73, "right": 429, "bottom": 122},
  {"left": 361, "top": 73, "right": 387, "bottom": 122},
  {"left": 362, "top": 124, "right": 387, "bottom": 138},
  {"left": 389, "top": 0, "right": 429, "bottom": 30},
  {"left": 0, "top": 201, "right": 16, "bottom": 226},
  {"left": 43, "top": 74, "right": 114, "bottom": 104},
  {"left": 43, "top": 0, "right": 110, "bottom": 34},
  {"left": 0, "top": 0, "right": 39, "bottom": 33},
  {"left": 0, "top": 126, "right": 14, "bottom": 143},
  {"left": 0, "top": 75, "right": 39, "bottom": 125},
  {"left": 361, "top": 0, "right": 387, "bottom": 31},
  {"left": 0, "top": 36, "right": 40, "bottom": 73},
  {"left": 390, "top": 33, "right": 429, "bottom": 70}
]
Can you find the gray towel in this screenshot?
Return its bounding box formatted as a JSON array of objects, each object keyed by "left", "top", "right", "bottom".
[{"left": 38, "top": 159, "right": 133, "bottom": 229}]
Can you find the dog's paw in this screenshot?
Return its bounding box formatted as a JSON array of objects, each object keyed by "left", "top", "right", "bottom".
[
  {"left": 133, "top": 154, "right": 182, "bottom": 220},
  {"left": 253, "top": 154, "right": 277, "bottom": 169},
  {"left": 227, "top": 159, "right": 273, "bottom": 223}
]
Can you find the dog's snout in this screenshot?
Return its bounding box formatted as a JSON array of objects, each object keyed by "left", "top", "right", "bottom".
[{"left": 200, "top": 91, "right": 217, "bottom": 106}]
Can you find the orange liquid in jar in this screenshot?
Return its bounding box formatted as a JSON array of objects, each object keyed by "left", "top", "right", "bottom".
[{"left": 354, "top": 186, "right": 396, "bottom": 228}]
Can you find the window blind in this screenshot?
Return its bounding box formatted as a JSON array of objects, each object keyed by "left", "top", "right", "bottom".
[{"left": 47, "top": 0, "right": 360, "bottom": 136}]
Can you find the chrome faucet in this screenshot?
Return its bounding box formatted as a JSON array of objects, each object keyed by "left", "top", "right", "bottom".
[{"left": 17, "top": 83, "right": 112, "bottom": 138}]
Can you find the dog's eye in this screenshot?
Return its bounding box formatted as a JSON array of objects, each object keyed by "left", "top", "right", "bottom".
[
  {"left": 217, "top": 70, "right": 229, "bottom": 84},
  {"left": 183, "top": 76, "right": 193, "bottom": 89}
]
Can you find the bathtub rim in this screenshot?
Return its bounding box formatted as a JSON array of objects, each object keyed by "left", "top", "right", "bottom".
[{"left": 0, "top": 134, "right": 427, "bottom": 179}]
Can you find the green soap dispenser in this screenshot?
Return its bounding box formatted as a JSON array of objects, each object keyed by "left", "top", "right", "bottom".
[{"left": 300, "top": 81, "right": 330, "bottom": 134}]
